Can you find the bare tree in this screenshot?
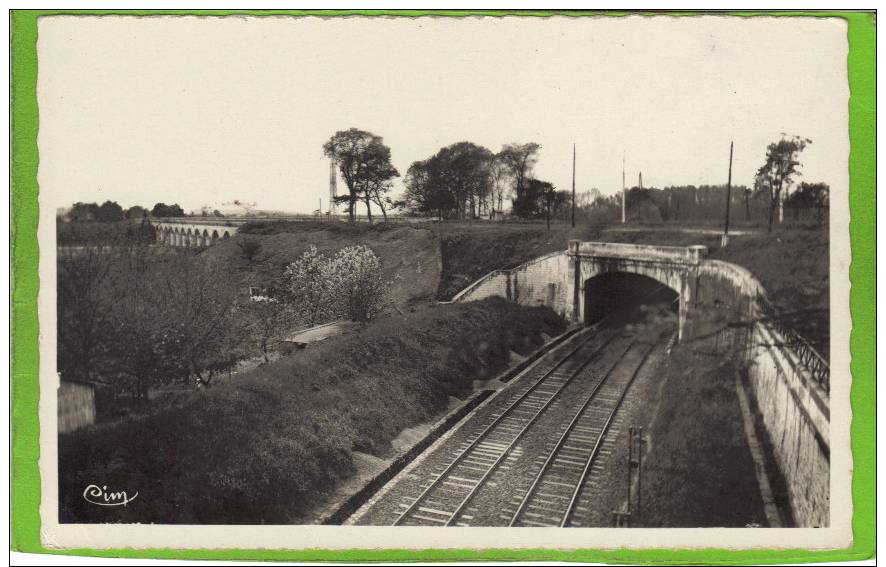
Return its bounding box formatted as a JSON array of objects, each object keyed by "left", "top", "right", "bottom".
[
  {"left": 242, "top": 295, "right": 294, "bottom": 363},
  {"left": 57, "top": 246, "right": 115, "bottom": 383}
]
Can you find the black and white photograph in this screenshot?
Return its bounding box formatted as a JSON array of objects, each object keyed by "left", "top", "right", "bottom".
[{"left": 38, "top": 13, "right": 851, "bottom": 550}]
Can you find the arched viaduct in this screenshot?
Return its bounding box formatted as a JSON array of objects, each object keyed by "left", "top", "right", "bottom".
[{"left": 152, "top": 220, "right": 242, "bottom": 248}]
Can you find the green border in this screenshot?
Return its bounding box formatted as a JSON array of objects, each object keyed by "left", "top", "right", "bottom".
[{"left": 10, "top": 9, "right": 875, "bottom": 563}]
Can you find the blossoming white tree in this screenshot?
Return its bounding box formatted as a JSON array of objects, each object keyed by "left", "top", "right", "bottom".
[
  {"left": 282, "top": 244, "right": 389, "bottom": 325},
  {"left": 327, "top": 245, "right": 388, "bottom": 322},
  {"left": 283, "top": 245, "right": 335, "bottom": 326}
]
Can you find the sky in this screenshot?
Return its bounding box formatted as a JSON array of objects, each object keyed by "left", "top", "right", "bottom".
[{"left": 37, "top": 15, "right": 849, "bottom": 214}]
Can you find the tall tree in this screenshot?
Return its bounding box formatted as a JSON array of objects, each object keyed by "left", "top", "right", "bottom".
[
  {"left": 402, "top": 142, "right": 494, "bottom": 220},
  {"left": 754, "top": 135, "right": 812, "bottom": 232},
  {"left": 57, "top": 246, "right": 116, "bottom": 383},
  {"left": 489, "top": 157, "right": 512, "bottom": 217},
  {"left": 124, "top": 205, "right": 148, "bottom": 220},
  {"left": 434, "top": 142, "right": 494, "bottom": 219},
  {"left": 323, "top": 128, "right": 399, "bottom": 222},
  {"left": 512, "top": 178, "right": 558, "bottom": 221},
  {"left": 69, "top": 202, "right": 100, "bottom": 222},
  {"left": 497, "top": 142, "right": 541, "bottom": 212},
  {"left": 364, "top": 161, "right": 399, "bottom": 223},
  {"left": 403, "top": 159, "right": 452, "bottom": 219}
]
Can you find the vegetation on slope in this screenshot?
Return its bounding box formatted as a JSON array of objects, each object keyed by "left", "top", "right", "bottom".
[
  {"left": 638, "top": 349, "right": 770, "bottom": 527},
  {"left": 204, "top": 222, "right": 441, "bottom": 309},
  {"left": 58, "top": 298, "right": 566, "bottom": 524}
]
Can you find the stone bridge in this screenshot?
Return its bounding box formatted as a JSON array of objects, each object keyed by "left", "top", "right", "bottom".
[
  {"left": 153, "top": 219, "right": 244, "bottom": 247},
  {"left": 451, "top": 240, "right": 830, "bottom": 526},
  {"left": 567, "top": 241, "right": 708, "bottom": 340},
  {"left": 452, "top": 240, "right": 707, "bottom": 341}
]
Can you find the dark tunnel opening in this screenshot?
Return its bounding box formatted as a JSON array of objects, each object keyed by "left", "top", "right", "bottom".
[{"left": 583, "top": 272, "right": 679, "bottom": 326}]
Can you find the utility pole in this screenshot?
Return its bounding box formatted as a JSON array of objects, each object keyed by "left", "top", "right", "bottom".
[
  {"left": 621, "top": 152, "right": 626, "bottom": 223},
  {"left": 722, "top": 141, "right": 734, "bottom": 247},
  {"left": 328, "top": 156, "right": 338, "bottom": 220},
  {"left": 571, "top": 143, "right": 576, "bottom": 228}
]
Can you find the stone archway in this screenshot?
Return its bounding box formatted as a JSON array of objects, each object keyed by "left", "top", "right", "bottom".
[
  {"left": 582, "top": 271, "right": 679, "bottom": 326},
  {"left": 566, "top": 241, "right": 707, "bottom": 342}
]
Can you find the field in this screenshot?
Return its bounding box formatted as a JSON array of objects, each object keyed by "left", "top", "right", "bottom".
[{"left": 58, "top": 298, "right": 566, "bottom": 524}]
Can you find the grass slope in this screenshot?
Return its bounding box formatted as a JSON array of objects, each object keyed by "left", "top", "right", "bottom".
[
  {"left": 58, "top": 298, "right": 566, "bottom": 524},
  {"left": 201, "top": 222, "right": 442, "bottom": 308},
  {"left": 639, "top": 351, "right": 769, "bottom": 527}
]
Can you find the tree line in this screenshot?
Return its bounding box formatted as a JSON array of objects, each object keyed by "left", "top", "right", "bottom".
[
  {"left": 66, "top": 201, "right": 187, "bottom": 222},
  {"left": 327, "top": 128, "right": 830, "bottom": 229},
  {"left": 325, "top": 129, "right": 566, "bottom": 223}
]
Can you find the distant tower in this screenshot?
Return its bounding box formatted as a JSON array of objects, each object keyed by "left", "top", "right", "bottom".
[
  {"left": 639, "top": 171, "right": 643, "bottom": 189},
  {"left": 621, "top": 152, "right": 626, "bottom": 224},
  {"left": 328, "top": 157, "right": 338, "bottom": 218}
]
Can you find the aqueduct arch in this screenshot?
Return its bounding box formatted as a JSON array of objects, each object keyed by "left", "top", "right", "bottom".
[{"left": 152, "top": 221, "right": 239, "bottom": 248}]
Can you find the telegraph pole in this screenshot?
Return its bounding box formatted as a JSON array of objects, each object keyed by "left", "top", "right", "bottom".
[
  {"left": 329, "top": 156, "right": 338, "bottom": 220},
  {"left": 571, "top": 143, "right": 576, "bottom": 228},
  {"left": 621, "top": 152, "right": 626, "bottom": 223},
  {"left": 722, "top": 141, "right": 734, "bottom": 247}
]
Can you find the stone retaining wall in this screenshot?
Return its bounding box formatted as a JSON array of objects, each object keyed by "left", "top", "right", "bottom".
[
  {"left": 745, "top": 322, "right": 830, "bottom": 526},
  {"left": 451, "top": 251, "right": 570, "bottom": 317},
  {"left": 698, "top": 260, "right": 830, "bottom": 527}
]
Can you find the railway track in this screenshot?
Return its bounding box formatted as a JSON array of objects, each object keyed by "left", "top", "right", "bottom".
[
  {"left": 389, "top": 321, "right": 664, "bottom": 527},
  {"left": 508, "top": 340, "right": 659, "bottom": 527},
  {"left": 390, "top": 325, "right": 617, "bottom": 526}
]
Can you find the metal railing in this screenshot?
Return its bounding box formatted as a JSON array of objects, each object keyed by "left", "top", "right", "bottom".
[{"left": 759, "top": 300, "right": 830, "bottom": 393}]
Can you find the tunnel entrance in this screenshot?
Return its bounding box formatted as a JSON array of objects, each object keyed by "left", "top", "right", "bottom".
[{"left": 583, "top": 272, "right": 678, "bottom": 326}]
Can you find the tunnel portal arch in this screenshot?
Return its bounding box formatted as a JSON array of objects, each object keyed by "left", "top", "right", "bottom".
[
  {"left": 567, "top": 241, "right": 706, "bottom": 341},
  {"left": 582, "top": 271, "right": 679, "bottom": 326}
]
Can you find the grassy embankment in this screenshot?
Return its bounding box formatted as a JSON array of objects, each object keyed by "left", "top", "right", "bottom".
[
  {"left": 635, "top": 349, "right": 772, "bottom": 526},
  {"left": 59, "top": 298, "right": 566, "bottom": 524},
  {"left": 203, "top": 221, "right": 442, "bottom": 311}
]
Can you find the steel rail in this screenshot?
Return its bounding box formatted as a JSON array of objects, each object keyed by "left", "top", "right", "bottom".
[
  {"left": 392, "top": 325, "right": 616, "bottom": 526},
  {"left": 443, "top": 340, "right": 635, "bottom": 526},
  {"left": 507, "top": 340, "right": 639, "bottom": 526},
  {"left": 559, "top": 338, "right": 660, "bottom": 528},
  {"left": 393, "top": 283, "right": 675, "bottom": 527}
]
